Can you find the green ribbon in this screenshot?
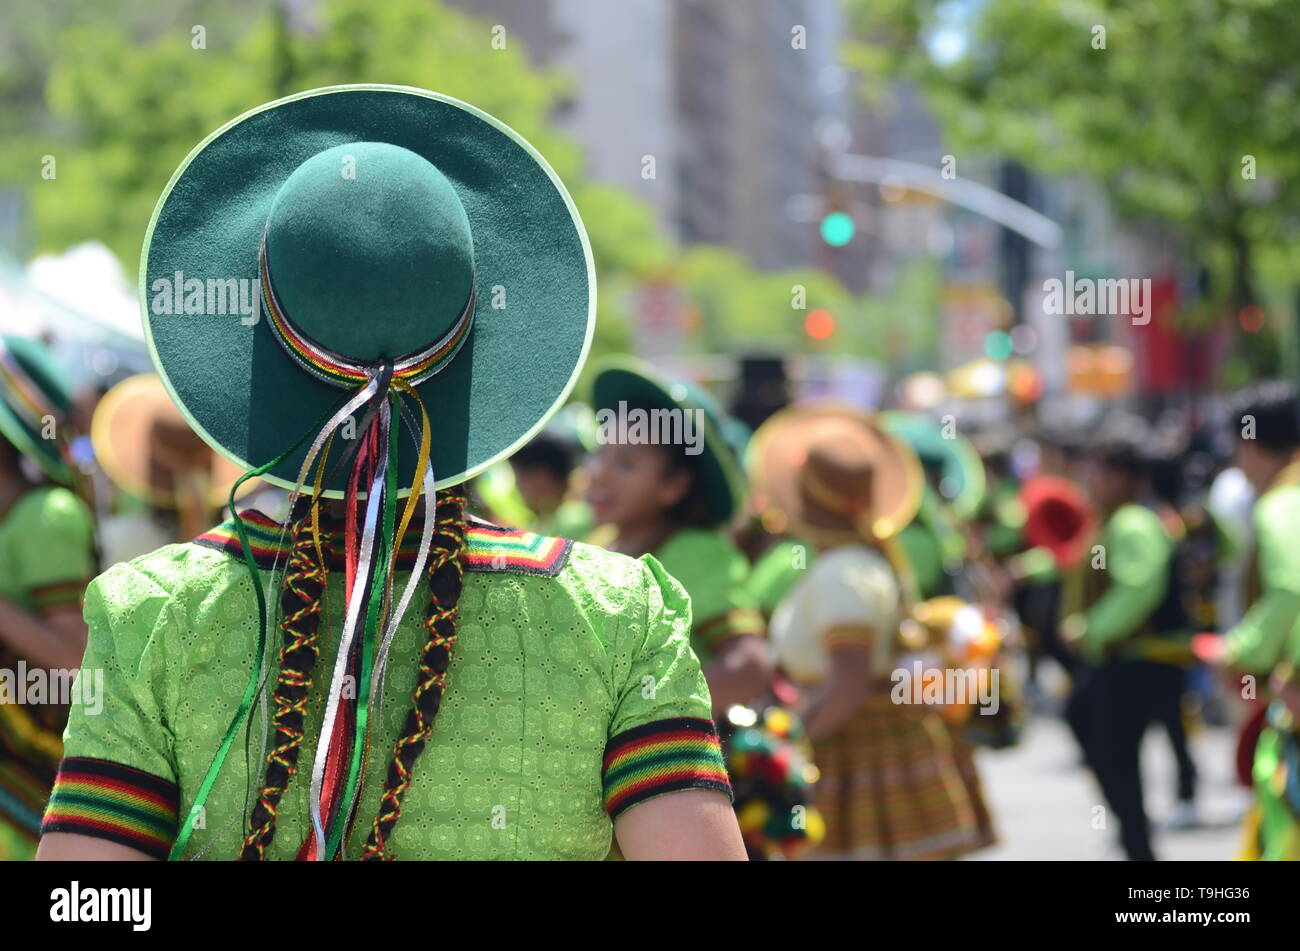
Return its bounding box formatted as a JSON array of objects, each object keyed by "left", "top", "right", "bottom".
[{"left": 168, "top": 391, "right": 353, "bottom": 861}]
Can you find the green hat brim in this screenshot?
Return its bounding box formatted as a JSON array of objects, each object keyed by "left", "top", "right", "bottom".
[
  {"left": 880, "top": 411, "right": 986, "bottom": 522},
  {"left": 141, "top": 85, "right": 595, "bottom": 498},
  {"left": 591, "top": 358, "right": 744, "bottom": 527},
  {"left": 0, "top": 401, "right": 71, "bottom": 485}
]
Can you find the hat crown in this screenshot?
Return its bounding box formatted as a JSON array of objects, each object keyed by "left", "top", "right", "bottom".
[
  {"left": 802, "top": 435, "right": 874, "bottom": 510},
  {"left": 264, "top": 142, "right": 475, "bottom": 363}
]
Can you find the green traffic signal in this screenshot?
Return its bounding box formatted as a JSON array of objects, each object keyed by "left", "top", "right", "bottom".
[{"left": 820, "top": 211, "right": 855, "bottom": 247}]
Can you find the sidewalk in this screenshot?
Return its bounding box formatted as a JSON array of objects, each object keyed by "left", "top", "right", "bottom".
[{"left": 967, "top": 714, "right": 1250, "bottom": 860}]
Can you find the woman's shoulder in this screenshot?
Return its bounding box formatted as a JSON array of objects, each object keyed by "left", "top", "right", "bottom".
[
  {"left": 4, "top": 483, "right": 94, "bottom": 532},
  {"left": 546, "top": 535, "right": 685, "bottom": 621},
  {"left": 90, "top": 537, "right": 245, "bottom": 612}
]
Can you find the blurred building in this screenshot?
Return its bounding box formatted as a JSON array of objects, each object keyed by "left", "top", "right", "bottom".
[{"left": 447, "top": 0, "right": 846, "bottom": 271}]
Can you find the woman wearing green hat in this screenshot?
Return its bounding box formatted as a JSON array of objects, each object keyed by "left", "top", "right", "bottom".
[
  {"left": 0, "top": 335, "right": 98, "bottom": 860},
  {"left": 37, "top": 85, "right": 744, "bottom": 861},
  {"left": 586, "top": 358, "right": 772, "bottom": 714}
]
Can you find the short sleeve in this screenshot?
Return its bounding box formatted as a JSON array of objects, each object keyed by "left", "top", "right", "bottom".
[
  {"left": 10, "top": 487, "right": 96, "bottom": 609},
  {"left": 657, "top": 530, "right": 764, "bottom": 659},
  {"left": 813, "top": 548, "right": 900, "bottom": 649},
  {"left": 601, "top": 555, "right": 732, "bottom": 820},
  {"left": 1223, "top": 488, "right": 1300, "bottom": 674},
  {"left": 40, "top": 560, "right": 181, "bottom": 859},
  {"left": 746, "top": 538, "right": 809, "bottom": 619}
]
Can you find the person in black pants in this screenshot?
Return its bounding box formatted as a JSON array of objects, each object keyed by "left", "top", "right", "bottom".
[{"left": 1062, "top": 424, "right": 1198, "bottom": 861}]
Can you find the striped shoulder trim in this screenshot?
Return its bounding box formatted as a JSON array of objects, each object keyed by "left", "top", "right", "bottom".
[
  {"left": 41, "top": 757, "right": 179, "bottom": 860},
  {"left": 27, "top": 579, "right": 89, "bottom": 610},
  {"left": 602, "top": 717, "right": 732, "bottom": 820},
  {"left": 192, "top": 510, "right": 573, "bottom": 578}
]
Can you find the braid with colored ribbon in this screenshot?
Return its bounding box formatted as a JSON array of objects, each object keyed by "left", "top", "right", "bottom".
[
  {"left": 240, "top": 503, "right": 333, "bottom": 859},
  {"left": 360, "top": 491, "right": 467, "bottom": 860}
]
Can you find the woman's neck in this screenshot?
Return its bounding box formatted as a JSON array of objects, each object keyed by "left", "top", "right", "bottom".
[{"left": 610, "top": 518, "right": 679, "bottom": 558}]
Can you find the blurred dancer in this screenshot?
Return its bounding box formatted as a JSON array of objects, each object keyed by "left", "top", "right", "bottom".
[
  {"left": 1214, "top": 383, "right": 1300, "bottom": 859},
  {"left": 753, "top": 404, "right": 994, "bottom": 860},
  {"left": 90, "top": 373, "right": 255, "bottom": 564},
  {"left": 1062, "top": 424, "right": 1196, "bottom": 860},
  {"left": 587, "top": 359, "right": 770, "bottom": 713},
  {"left": 0, "top": 336, "right": 97, "bottom": 860}
]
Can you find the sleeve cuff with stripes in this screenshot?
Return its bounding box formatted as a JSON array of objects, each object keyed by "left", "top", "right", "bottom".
[
  {"left": 693, "top": 607, "right": 765, "bottom": 654},
  {"left": 27, "top": 579, "right": 89, "bottom": 611},
  {"left": 41, "top": 757, "right": 179, "bottom": 860},
  {"left": 601, "top": 717, "right": 732, "bottom": 820}
]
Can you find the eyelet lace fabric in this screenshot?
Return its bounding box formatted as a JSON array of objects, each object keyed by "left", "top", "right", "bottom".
[{"left": 55, "top": 535, "right": 723, "bottom": 860}]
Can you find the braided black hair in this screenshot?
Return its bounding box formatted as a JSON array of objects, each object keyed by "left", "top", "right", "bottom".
[
  {"left": 240, "top": 489, "right": 469, "bottom": 860},
  {"left": 241, "top": 502, "right": 333, "bottom": 859},
  {"left": 361, "top": 491, "right": 467, "bottom": 860}
]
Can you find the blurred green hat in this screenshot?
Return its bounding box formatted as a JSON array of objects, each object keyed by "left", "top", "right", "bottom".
[
  {"left": 880, "top": 410, "right": 986, "bottom": 523},
  {"left": 590, "top": 357, "right": 745, "bottom": 526},
  {"left": 0, "top": 335, "right": 74, "bottom": 485}
]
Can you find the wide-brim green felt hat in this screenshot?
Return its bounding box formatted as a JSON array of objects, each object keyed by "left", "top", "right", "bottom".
[
  {"left": 590, "top": 357, "right": 745, "bottom": 527},
  {"left": 0, "top": 335, "right": 74, "bottom": 485},
  {"left": 880, "top": 411, "right": 986, "bottom": 523},
  {"left": 141, "top": 85, "right": 595, "bottom": 497}
]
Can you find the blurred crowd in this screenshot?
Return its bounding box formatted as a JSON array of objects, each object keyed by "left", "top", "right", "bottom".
[{"left": 1, "top": 328, "right": 1298, "bottom": 862}]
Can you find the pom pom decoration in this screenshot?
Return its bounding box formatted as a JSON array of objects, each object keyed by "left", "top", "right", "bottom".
[{"left": 720, "top": 703, "right": 824, "bottom": 859}]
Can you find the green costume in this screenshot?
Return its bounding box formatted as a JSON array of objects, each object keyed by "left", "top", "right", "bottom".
[
  {"left": 1251, "top": 705, "right": 1300, "bottom": 861},
  {"left": 42, "top": 512, "right": 729, "bottom": 860},
  {"left": 745, "top": 537, "right": 812, "bottom": 620},
  {"left": 0, "top": 333, "right": 99, "bottom": 861},
  {"left": 655, "top": 528, "right": 763, "bottom": 666},
  {"left": 0, "top": 487, "right": 97, "bottom": 861},
  {"left": 978, "top": 475, "right": 1057, "bottom": 584},
  {"left": 1073, "top": 504, "right": 1190, "bottom": 664},
  {"left": 895, "top": 489, "right": 964, "bottom": 601},
  {"left": 1221, "top": 465, "right": 1300, "bottom": 676},
  {"left": 1222, "top": 461, "right": 1300, "bottom": 860}
]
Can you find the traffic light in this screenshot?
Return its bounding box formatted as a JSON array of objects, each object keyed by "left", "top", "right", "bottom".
[
  {"left": 804, "top": 309, "right": 836, "bottom": 340},
  {"left": 983, "top": 329, "right": 1013, "bottom": 361},
  {"left": 819, "top": 211, "right": 855, "bottom": 247}
]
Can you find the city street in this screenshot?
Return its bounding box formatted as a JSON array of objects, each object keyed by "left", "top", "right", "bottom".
[{"left": 970, "top": 707, "right": 1250, "bottom": 861}]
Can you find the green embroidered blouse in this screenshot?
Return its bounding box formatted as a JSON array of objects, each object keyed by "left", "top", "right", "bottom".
[
  {"left": 1222, "top": 470, "right": 1300, "bottom": 675},
  {"left": 41, "top": 512, "right": 731, "bottom": 860}
]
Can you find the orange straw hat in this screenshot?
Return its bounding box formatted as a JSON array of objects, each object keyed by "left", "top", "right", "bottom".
[
  {"left": 750, "top": 403, "right": 923, "bottom": 542},
  {"left": 91, "top": 373, "right": 257, "bottom": 509}
]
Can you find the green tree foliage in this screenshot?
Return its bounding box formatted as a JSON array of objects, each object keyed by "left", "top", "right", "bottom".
[
  {"left": 11, "top": 0, "right": 885, "bottom": 363},
  {"left": 844, "top": 0, "right": 1300, "bottom": 374}
]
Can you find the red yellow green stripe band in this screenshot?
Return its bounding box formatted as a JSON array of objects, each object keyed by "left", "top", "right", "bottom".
[
  {"left": 194, "top": 509, "right": 573, "bottom": 577},
  {"left": 42, "top": 757, "right": 180, "bottom": 860},
  {"left": 27, "top": 579, "right": 89, "bottom": 611},
  {"left": 259, "top": 235, "right": 474, "bottom": 389},
  {"left": 602, "top": 717, "right": 732, "bottom": 819},
  {"left": 694, "top": 607, "right": 765, "bottom": 652}
]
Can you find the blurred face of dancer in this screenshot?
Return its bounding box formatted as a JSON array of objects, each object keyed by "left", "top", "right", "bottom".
[
  {"left": 512, "top": 462, "right": 567, "bottom": 517},
  {"left": 585, "top": 442, "right": 692, "bottom": 532},
  {"left": 1235, "top": 439, "right": 1287, "bottom": 495},
  {"left": 1083, "top": 460, "right": 1131, "bottom": 513}
]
